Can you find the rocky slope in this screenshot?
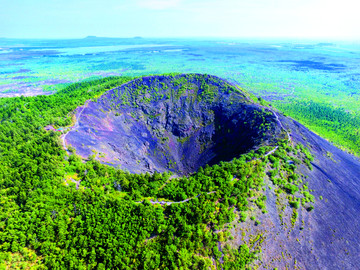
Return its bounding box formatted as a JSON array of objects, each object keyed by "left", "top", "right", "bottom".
[
  {"left": 271, "top": 115, "right": 360, "bottom": 269},
  {"left": 65, "top": 74, "right": 282, "bottom": 175},
  {"left": 229, "top": 112, "right": 360, "bottom": 269}
]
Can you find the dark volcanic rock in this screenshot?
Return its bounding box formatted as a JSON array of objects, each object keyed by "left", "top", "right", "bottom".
[
  {"left": 66, "top": 74, "right": 282, "bottom": 174},
  {"left": 277, "top": 115, "right": 360, "bottom": 269},
  {"left": 243, "top": 114, "right": 360, "bottom": 270}
]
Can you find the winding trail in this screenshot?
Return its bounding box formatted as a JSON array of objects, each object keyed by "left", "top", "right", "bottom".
[
  {"left": 258, "top": 104, "right": 291, "bottom": 144},
  {"left": 264, "top": 147, "right": 279, "bottom": 157},
  {"left": 136, "top": 191, "right": 216, "bottom": 205},
  {"left": 263, "top": 109, "right": 291, "bottom": 157},
  {"left": 62, "top": 100, "right": 90, "bottom": 151},
  {"left": 60, "top": 79, "right": 144, "bottom": 152},
  {"left": 271, "top": 109, "right": 291, "bottom": 143}
]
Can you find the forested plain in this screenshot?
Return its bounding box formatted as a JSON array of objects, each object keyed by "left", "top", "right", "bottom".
[
  {"left": 0, "top": 76, "right": 315, "bottom": 269},
  {"left": 275, "top": 100, "right": 360, "bottom": 155}
]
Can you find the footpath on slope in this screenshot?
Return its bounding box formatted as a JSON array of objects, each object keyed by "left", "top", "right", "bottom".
[
  {"left": 61, "top": 100, "right": 90, "bottom": 152},
  {"left": 60, "top": 79, "right": 143, "bottom": 152},
  {"left": 136, "top": 191, "right": 217, "bottom": 206},
  {"left": 264, "top": 108, "right": 292, "bottom": 156}
]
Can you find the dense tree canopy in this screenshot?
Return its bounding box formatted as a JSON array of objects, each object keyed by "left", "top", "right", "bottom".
[{"left": 276, "top": 100, "right": 360, "bottom": 155}]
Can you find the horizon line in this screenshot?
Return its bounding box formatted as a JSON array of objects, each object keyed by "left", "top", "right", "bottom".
[{"left": 1, "top": 36, "right": 360, "bottom": 42}]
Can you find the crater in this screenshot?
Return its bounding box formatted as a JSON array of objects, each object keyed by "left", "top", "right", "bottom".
[{"left": 65, "top": 74, "right": 282, "bottom": 175}]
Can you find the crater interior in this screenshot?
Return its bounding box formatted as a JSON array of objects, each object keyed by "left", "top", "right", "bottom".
[{"left": 66, "top": 74, "right": 281, "bottom": 174}]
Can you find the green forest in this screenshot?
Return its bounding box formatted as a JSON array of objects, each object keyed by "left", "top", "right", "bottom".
[
  {"left": 275, "top": 99, "right": 360, "bottom": 155},
  {"left": 0, "top": 76, "right": 315, "bottom": 269}
]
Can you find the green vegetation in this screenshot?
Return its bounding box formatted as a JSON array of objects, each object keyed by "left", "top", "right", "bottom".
[
  {"left": 0, "top": 76, "right": 314, "bottom": 269},
  {"left": 275, "top": 100, "right": 360, "bottom": 155},
  {"left": 115, "top": 73, "right": 243, "bottom": 112}
]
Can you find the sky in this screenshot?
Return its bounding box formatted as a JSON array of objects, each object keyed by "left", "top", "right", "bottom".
[{"left": 0, "top": 0, "right": 359, "bottom": 39}]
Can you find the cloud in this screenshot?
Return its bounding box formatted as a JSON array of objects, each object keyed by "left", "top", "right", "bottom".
[{"left": 136, "top": 0, "right": 182, "bottom": 10}]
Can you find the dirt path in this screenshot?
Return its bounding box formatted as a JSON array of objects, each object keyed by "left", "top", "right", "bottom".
[
  {"left": 271, "top": 109, "right": 291, "bottom": 143},
  {"left": 62, "top": 100, "right": 90, "bottom": 151},
  {"left": 257, "top": 103, "right": 291, "bottom": 144},
  {"left": 264, "top": 146, "right": 279, "bottom": 157},
  {"left": 137, "top": 191, "right": 216, "bottom": 205},
  {"left": 60, "top": 80, "right": 136, "bottom": 152}
]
